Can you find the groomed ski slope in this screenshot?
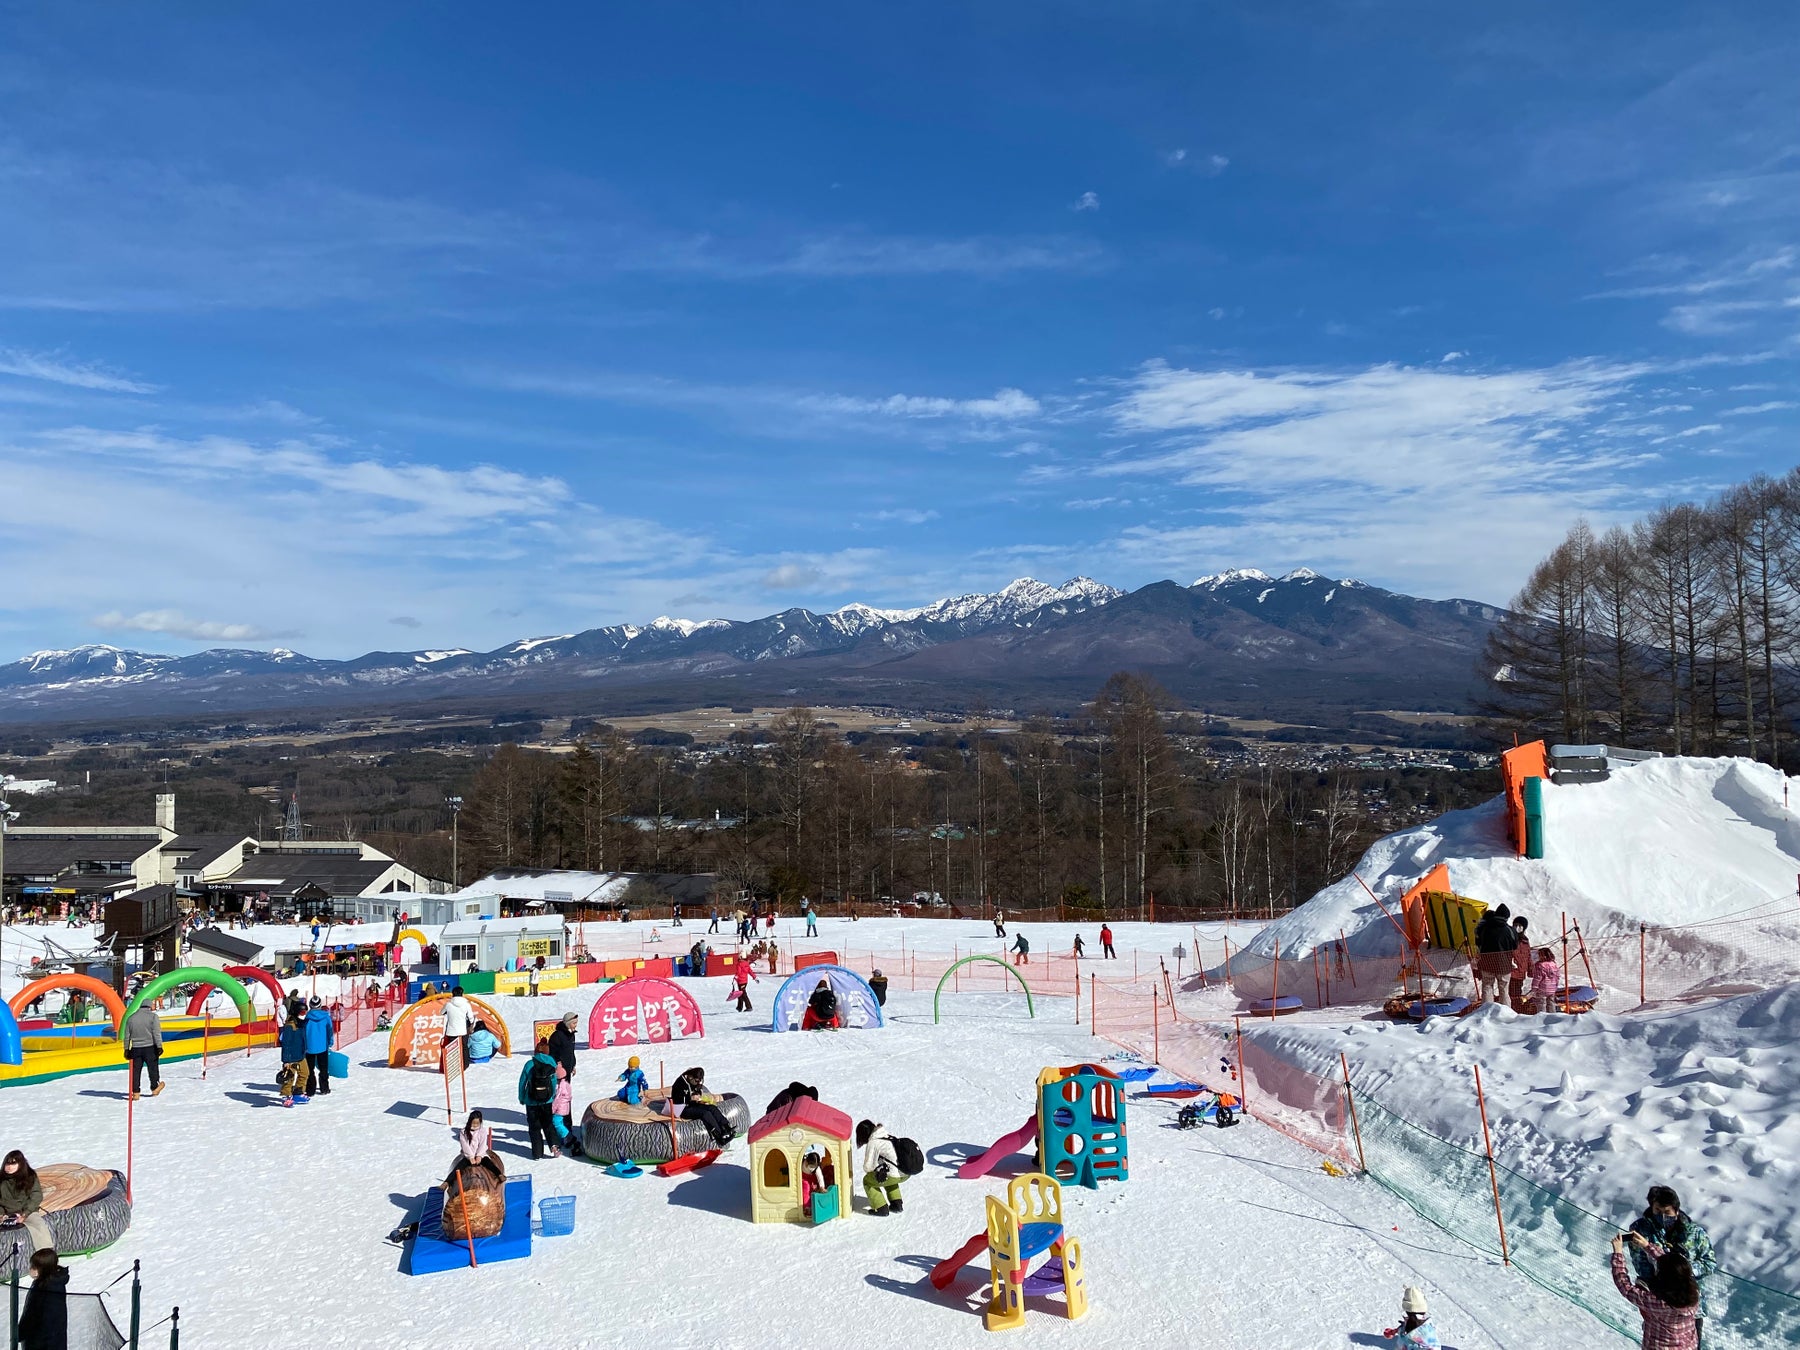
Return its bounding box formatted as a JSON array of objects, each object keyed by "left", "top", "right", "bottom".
[{"left": 0, "top": 973, "right": 1588, "bottom": 1349}]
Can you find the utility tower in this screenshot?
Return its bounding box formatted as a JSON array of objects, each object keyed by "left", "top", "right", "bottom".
[{"left": 282, "top": 790, "right": 303, "bottom": 842}]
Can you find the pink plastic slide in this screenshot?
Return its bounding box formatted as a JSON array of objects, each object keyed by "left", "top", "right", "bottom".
[
  {"left": 956, "top": 1118, "right": 1037, "bottom": 1180},
  {"left": 929, "top": 1232, "right": 992, "bottom": 1290}
]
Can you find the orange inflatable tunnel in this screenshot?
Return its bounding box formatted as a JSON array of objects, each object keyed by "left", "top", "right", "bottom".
[
  {"left": 8, "top": 975, "right": 127, "bottom": 1033},
  {"left": 386, "top": 992, "right": 511, "bottom": 1069}
]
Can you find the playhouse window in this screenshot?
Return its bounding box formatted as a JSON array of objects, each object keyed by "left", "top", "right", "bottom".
[
  {"left": 1090, "top": 1082, "right": 1116, "bottom": 1121},
  {"left": 763, "top": 1150, "right": 791, "bottom": 1190}
]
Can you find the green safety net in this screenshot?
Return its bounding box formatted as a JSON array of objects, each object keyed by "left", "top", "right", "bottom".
[{"left": 1351, "top": 1092, "right": 1799, "bottom": 1350}]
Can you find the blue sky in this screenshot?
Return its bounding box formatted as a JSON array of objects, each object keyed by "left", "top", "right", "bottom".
[{"left": 1, "top": 3, "right": 1796, "bottom": 658}]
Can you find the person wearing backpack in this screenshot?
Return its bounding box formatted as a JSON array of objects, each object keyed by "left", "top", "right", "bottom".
[
  {"left": 517, "top": 1038, "right": 560, "bottom": 1160},
  {"left": 302, "top": 996, "right": 335, "bottom": 1097},
  {"left": 856, "top": 1119, "right": 905, "bottom": 1216}
]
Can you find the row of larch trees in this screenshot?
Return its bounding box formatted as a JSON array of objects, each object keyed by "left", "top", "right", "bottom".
[
  {"left": 1479, "top": 469, "right": 1800, "bottom": 762},
  {"left": 448, "top": 672, "right": 1473, "bottom": 918}
]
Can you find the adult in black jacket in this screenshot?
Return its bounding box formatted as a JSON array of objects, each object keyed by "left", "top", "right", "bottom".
[
  {"left": 1471, "top": 904, "right": 1514, "bottom": 1005},
  {"left": 765, "top": 1081, "right": 820, "bottom": 1114},
  {"left": 671, "top": 1067, "right": 735, "bottom": 1147},
  {"left": 18, "top": 1249, "right": 67, "bottom": 1350}
]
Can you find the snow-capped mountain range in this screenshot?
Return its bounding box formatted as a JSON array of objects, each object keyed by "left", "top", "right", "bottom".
[{"left": 0, "top": 572, "right": 1504, "bottom": 722}]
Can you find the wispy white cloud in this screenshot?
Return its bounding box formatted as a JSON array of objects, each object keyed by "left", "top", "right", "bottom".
[
  {"left": 93, "top": 609, "right": 298, "bottom": 642},
  {"left": 1072, "top": 191, "right": 1100, "bottom": 212},
  {"left": 1722, "top": 401, "right": 1797, "bottom": 416},
  {"left": 870, "top": 508, "right": 939, "bottom": 525},
  {"left": 0, "top": 348, "right": 156, "bottom": 393},
  {"left": 1162, "top": 148, "right": 1230, "bottom": 175}
]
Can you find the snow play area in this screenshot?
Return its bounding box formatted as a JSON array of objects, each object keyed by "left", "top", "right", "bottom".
[{"left": 0, "top": 754, "right": 1796, "bottom": 1348}]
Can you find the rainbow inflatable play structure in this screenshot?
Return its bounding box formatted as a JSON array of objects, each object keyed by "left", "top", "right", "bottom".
[
  {"left": 929, "top": 1171, "right": 1090, "bottom": 1331},
  {"left": 1, "top": 969, "right": 272, "bottom": 1088},
  {"left": 957, "top": 1063, "right": 1126, "bottom": 1189}
]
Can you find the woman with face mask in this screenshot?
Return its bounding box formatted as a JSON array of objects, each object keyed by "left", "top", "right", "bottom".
[{"left": 1626, "top": 1185, "right": 1717, "bottom": 1344}]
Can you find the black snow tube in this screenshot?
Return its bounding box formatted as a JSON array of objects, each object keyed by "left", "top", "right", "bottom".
[
  {"left": 581, "top": 1092, "right": 750, "bottom": 1164},
  {"left": 44, "top": 1169, "right": 132, "bottom": 1256}
]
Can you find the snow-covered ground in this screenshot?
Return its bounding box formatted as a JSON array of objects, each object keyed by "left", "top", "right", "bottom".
[{"left": 0, "top": 974, "right": 1591, "bottom": 1348}]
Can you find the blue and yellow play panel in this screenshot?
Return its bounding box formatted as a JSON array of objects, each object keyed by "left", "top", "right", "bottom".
[{"left": 404, "top": 1176, "right": 534, "bottom": 1275}]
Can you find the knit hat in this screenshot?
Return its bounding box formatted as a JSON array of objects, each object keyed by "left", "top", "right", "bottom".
[
  {"left": 1401, "top": 1287, "right": 1428, "bottom": 1315},
  {"left": 628, "top": 1055, "right": 641, "bottom": 1068},
  {"left": 561, "top": 1011, "right": 579, "bottom": 1027}
]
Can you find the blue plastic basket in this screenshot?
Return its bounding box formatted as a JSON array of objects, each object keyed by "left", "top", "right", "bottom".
[{"left": 538, "top": 1194, "right": 576, "bottom": 1236}]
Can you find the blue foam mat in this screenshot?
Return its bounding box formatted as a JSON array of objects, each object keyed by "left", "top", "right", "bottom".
[{"left": 405, "top": 1175, "right": 534, "bottom": 1274}]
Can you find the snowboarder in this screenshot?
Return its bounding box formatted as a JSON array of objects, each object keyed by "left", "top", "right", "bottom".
[
  {"left": 1011, "top": 932, "right": 1030, "bottom": 966},
  {"left": 1611, "top": 1231, "right": 1700, "bottom": 1349},
  {"left": 1381, "top": 1286, "right": 1441, "bottom": 1348},
  {"left": 1100, "top": 923, "right": 1116, "bottom": 959},
  {"left": 615, "top": 1056, "right": 648, "bottom": 1105},
  {"left": 856, "top": 1119, "right": 904, "bottom": 1216},
  {"left": 1627, "top": 1185, "right": 1716, "bottom": 1341}
]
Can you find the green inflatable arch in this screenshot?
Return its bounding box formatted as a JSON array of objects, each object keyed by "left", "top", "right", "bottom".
[
  {"left": 933, "top": 955, "right": 1036, "bottom": 1024},
  {"left": 124, "top": 969, "right": 256, "bottom": 1028}
]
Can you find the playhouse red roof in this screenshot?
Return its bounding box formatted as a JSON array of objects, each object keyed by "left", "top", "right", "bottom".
[{"left": 748, "top": 1097, "right": 854, "bottom": 1144}]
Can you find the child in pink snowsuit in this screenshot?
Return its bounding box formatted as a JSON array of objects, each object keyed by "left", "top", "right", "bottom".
[{"left": 1529, "top": 948, "right": 1560, "bottom": 1012}]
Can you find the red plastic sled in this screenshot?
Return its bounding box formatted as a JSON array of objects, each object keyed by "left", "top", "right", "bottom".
[{"left": 655, "top": 1149, "right": 722, "bottom": 1177}]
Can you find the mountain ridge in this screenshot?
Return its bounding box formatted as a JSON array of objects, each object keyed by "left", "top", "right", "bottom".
[{"left": 0, "top": 573, "right": 1503, "bottom": 723}]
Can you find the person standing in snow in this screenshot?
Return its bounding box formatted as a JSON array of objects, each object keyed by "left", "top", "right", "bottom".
[
  {"left": 1628, "top": 1186, "right": 1716, "bottom": 1342},
  {"left": 1508, "top": 915, "right": 1533, "bottom": 1009},
  {"left": 1011, "top": 932, "right": 1030, "bottom": 966},
  {"left": 1381, "top": 1286, "right": 1441, "bottom": 1349},
  {"left": 16, "top": 1248, "right": 67, "bottom": 1350},
  {"left": 1072, "top": 933, "right": 1086, "bottom": 959},
  {"left": 730, "top": 962, "right": 759, "bottom": 1011},
  {"left": 856, "top": 1119, "right": 904, "bottom": 1216},
  {"left": 1471, "top": 903, "right": 1516, "bottom": 1005},
  {"left": 303, "top": 996, "right": 335, "bottom": 1096},
  {"left": 517, "top": 1038, "right": 560, "bottom": 1160},
  {"left": 124, "top": 1000, "right": 164, "bottom": 1100},
  {"left": 1100, "top": 923, "right": 1116, "bottom": 959},
  {"left": 1611, "top": 1231, "right": 1700, "bottom": 1349},
  {"left": 441, "top": 986, "right": 473, "bottom": 1069},
  {"left": 993, "top": 909, "right": 1006, "bottom": 939},
  {"left": 1530, "top": 947, "right": 1561, "bottom": 1012},
  {"left": 278, "top": 1011, "right": 310, "bottom": 1104},
  {"left": 547, "top": 1010, "right": 580, "bottom": 1137},
  {"left": 867, "top": 969, "right": 888, "bottom": 1007}
]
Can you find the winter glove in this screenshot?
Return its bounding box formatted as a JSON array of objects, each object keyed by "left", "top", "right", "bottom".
[{"left": 875, "top": 1163, "right": 890, "bottom": 1181}]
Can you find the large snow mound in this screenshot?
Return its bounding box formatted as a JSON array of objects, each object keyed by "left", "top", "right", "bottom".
[{"left": 1241, "top": 756, "right": 1800, "bottom": 963}]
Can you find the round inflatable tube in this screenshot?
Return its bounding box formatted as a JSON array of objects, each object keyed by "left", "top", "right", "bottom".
[
  {"left": 581, "top": 1092, "right": 750, "bottom": 1164},
  {"left": 35, "top": 1165, "right": 131, "bottom": 1256},
  {"left": 1406, "top": 997, "right": 1471, "bottom": 1019},
  {"left": 1248, "top": 995, "right": 1304, "bottom": 1016}
]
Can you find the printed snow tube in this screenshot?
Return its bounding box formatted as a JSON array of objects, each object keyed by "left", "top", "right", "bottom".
[
  {"left": 36, "top": 1165, "right": 131, "bottom": 1256},
  {"left": 580, "top": 1092, "right": 750, "bottom": 1164},
  {"left": 1406, "top": 997, "right": 1472, "bottom": 1019},
  {"left": 1248, "top": 995, "right": 1304, "bottom": 1017}
]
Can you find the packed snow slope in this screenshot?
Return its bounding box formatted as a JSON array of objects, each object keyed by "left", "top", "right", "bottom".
[
  {"left": 1237, "top": 755, "right": 1800, "bottom": 965},
  {"left": 0, "top": 966, "right": 1595, "bottom": 1348},
  {"left": 1250, "top": 986, "right": 1800, "bottom": 1292}
]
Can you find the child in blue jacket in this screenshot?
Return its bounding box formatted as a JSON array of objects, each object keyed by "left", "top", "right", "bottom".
[
  {"left": 615, "top": 1056, "right": 648, "bottom": 1105},
  {"left": 278, "top": 1016, "right": 310, "bottom": 1104}
]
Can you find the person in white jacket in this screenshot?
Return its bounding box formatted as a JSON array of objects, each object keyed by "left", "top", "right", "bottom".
[
  {"left": 856, "top": 1119, "right": 903, "bottom": 1215},
  {"left": 442, "top": 987, "right": 473, "bottom": 1068}
]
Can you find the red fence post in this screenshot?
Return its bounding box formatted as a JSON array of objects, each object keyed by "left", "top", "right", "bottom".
[
  {"left": 1339, "top": 1051, "right": 1367, "bottom": 1173},
  {"left": 1473, "top": 1065, "right": 1511, "bottom": 1266}
]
